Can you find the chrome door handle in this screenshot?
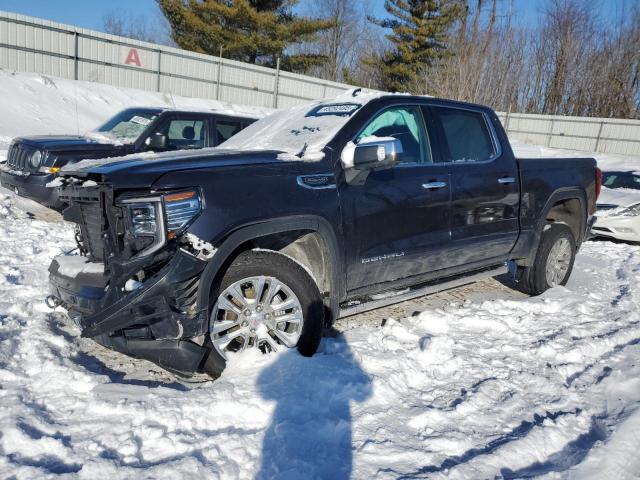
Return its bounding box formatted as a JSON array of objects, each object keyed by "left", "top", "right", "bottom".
[
  {"left": 498, "top": 177, "right": 516, "bottom": 184},
  {"left": 422, "top": 181, "right": 447, "bottom": 190}
]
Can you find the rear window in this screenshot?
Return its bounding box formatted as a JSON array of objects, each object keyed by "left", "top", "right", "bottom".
[
  {"left": 434, "top": 107, "right": 497, "bottom": 162},
  {"left": 216, "top": 120, "right": 242, "bottom": 144}
]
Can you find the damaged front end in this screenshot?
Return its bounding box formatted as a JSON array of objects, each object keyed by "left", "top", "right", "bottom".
[{"left": 48, "top": 181, "right": 217, "bottom": 377}]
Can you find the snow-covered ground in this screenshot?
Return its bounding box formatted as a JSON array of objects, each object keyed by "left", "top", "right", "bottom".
[
  {"left": 1, "top": 71, "right": 640, "bottom": 479},
  {"left": 1, "top": 188, "right": 640, "bottom": 479}
]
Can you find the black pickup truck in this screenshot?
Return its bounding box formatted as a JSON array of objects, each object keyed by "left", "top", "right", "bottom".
[
  {"left": 0, "top": 107, "right": 256, "bottom": 208},
  {"left": 47, "top": 91, "right": 600, "bottom": 378}
]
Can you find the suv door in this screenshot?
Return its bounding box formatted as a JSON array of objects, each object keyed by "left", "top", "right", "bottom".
[
  {"left": 431, "top": 106, "right": 519, "bottom": 266},
  {"left": 340, "top": 104, "right": 452, "bottom": 293}
]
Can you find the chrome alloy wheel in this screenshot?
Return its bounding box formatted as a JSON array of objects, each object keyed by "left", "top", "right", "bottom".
[
  {"left": 210, "top": 276, "right": 304, "bottom": 358},
  {"left": 545, "top": 236, "right": 572, "bottom": 286}
]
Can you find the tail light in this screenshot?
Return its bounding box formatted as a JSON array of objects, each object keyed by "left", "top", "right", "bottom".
[{"left": 595, "top": 167, "right": 602, "bottom": 199}]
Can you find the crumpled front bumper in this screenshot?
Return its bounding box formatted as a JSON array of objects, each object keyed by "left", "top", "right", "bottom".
[{"left": 48, "top": 250, "right": 215, "bottom": 377}]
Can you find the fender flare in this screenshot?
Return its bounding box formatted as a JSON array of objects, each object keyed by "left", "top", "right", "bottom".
[
  {"left": 527, "top": 187, "right": 588, "bottom": 265},
  {"left": 195, "top": 215, "right": 344, "bottom": 323}
]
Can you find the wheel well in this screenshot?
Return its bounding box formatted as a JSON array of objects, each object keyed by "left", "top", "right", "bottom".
[
  {"left": 546, "top": 198, "right": 583, "bottom": 243},
  {"left": 233, "top": 230, "right": 332, "bottom": 297}
]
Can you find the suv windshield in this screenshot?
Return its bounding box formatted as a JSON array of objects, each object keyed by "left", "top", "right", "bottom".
[
  {"left": 88, "top": 109, "right": 161, "bottom": 144},
  {"left": 603, "top": 171, "right": 640, "bottom": 190}
]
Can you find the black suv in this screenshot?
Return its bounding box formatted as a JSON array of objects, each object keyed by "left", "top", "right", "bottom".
[
  {"left": 48, "top": 91, "right": 599, "bottom": 378},
  {"left": 1, "top": 108, "right": 256, "bottom": 208}
]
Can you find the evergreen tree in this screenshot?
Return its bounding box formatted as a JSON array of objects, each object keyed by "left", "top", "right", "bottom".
[
  {"left": 366, "top": 0, "right": 465, "bottom": 92},
  {"left": 158, "top": 0, "right": 333, "bottom": 73}
]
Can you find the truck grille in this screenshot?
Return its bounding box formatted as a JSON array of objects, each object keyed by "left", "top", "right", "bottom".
[
  {"left": 6, "top": 142, "right": 35, "bottom": 173},
  {"left": 59, "top": 187, "right": 106, "bottom": 261},
  {"left": 80, "top": 201, "right": 105, "bottom": 261}
]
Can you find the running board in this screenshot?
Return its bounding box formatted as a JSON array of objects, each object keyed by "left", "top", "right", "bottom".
[{"left": 338, "top": 265, "right": 508, "bottom": 319}]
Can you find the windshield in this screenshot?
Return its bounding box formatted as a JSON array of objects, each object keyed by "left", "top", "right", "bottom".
[
  {"left": 90, "top": 109, "right": 160, "bottom": 143},
  {"left": 218, "top": 91, "right": 386, "bottom": 160},
  {"left": 602, "top": 172, "right": 640, "bottom": 190}
]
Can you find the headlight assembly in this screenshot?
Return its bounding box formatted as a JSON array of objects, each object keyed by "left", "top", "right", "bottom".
[
  {"left": 615, "top": 203, "right": 640, "bottom": 217},
  {"left": 120, "top": 189, "right": 202, "bottom": 257},
  {"left": 29, "top": 150, "right": 42, "bottom": 169}
]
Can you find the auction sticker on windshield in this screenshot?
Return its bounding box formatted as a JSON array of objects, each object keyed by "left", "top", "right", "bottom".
[
  {"left": 307, "top": 103, "right": 361, "bottom": 117},
  {"left": 130, "top": 115, "right": 152, "bottom": 126}
]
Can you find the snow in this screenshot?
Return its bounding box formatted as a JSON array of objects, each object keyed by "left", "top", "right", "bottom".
[
  {"left": 54, "top": 255, "right": 105, "bottom": 277},
  {"left": 2, "top": 73, "right": 640, "bottom": 478},
  {"left": 510, "top": 139, "right": 640, "bottom": 173},
  {"left": 1, "top": 185, "right": 640, "bottom": 478},
  {"left": 45, "top": 178, "right": 64, "bottom": 188}
]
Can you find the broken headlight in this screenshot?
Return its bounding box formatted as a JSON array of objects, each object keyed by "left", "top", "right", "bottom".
[{"left": 121, "top": 189, "right": 202, "bottom": 257}]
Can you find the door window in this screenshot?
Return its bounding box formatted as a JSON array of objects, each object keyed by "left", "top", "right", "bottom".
[
  {"left": 434, "top": 107, "right": 497, "bottom": 162},
  {"left": 216, "top": 120, "right": 243, "bottom": 145},
  {"left": 357, "top": 106, "right": 432, "bottom": 164},
  {"left": 162, "top": 119, "right": 208, "bottom": 149}
]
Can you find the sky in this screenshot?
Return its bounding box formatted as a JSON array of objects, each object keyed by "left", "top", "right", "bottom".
[{"left": 0, "top": 0, "right": 631, "bottom": 36}]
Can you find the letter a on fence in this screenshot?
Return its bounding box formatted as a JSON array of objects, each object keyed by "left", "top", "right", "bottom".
[{"left": 125, "top": 48, "right": 142, "bottom": 67}]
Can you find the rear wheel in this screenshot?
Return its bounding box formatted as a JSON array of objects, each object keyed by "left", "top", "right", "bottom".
[
  {"left": 517, "top": 223, "right": 576, "bottom": 295},
  {"left": 201, "top": 250, "right": 324, "bottom": 378}
]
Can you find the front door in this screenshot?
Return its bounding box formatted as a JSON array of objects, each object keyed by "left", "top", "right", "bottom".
[
  {"left": 431, "top": 106, "right": 520, "bottom": 267},
  {"left": 339, "top": 105, "right": 452, "bottom": 293}
]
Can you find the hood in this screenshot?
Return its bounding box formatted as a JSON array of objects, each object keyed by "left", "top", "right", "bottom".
[
  {"left": 16, "top": 135, "right": 125, "bottom": 152},
  {"left": 60, "top": 148, "right": 286, "bottom": 188},
  {"left": 597, "top": 187, "right": 640, "bottom": 209}
]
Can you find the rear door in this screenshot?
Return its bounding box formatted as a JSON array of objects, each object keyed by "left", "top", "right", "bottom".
[
  {"left": 431, "top": 106, "right": 519, "bottom": 266},
  {"left": 340, "top": 104, "right": 453, "bottom": 292}
]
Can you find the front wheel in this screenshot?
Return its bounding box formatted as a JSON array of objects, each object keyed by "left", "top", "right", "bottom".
[
  {"left": 201, "top": 250, "right": 324, "bottom": 378},
  {"left": 517, "top": 223, "right": 577, "bottom": 296}
]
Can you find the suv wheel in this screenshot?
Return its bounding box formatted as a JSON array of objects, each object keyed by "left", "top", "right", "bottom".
[
  {"left": 518, "top": 223, "right": 577, "bottom": 295},
  {"left": 201, "top": 250, "right": 324, "bottom": 378}
]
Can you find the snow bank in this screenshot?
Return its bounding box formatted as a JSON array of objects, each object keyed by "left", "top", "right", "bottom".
[
  {"left": 511, "top": 139, "right": 640, "bottom": 173},
  {"left": 0, "top": 186, "right": 639, "bottom": 478},
  {"left": 0, "top": 68, "right": 271, "bottom": 161}
]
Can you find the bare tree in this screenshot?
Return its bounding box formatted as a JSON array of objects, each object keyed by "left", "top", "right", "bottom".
[
  {"left": 102, "top": 10, "right": 173, "bottom": 45},
  {"left": 414, "top": 0, "right": 639, "bottom": 119},
  {"left": 297, "top": 0, "right": 382, "bottom": 85}
]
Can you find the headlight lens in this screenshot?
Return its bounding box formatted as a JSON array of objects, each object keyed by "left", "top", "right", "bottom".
[
  {"left": 128, "top": 203, "right": 157, "bottom": 236},
  {"left": 615, "top": 203, "right": 640, "bottom": 217},
  {"left": 29, "top": 150, "right": 42, "bottom": 169}
]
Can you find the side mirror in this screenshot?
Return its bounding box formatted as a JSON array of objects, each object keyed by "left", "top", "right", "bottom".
[
  {"left": 147, "top": 133, "right": 167, "bottom": 150},
  {"left": 341, "top": 137, "right": 403, "bottom": 171}
]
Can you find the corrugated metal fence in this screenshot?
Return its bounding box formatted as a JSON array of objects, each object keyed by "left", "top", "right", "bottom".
[
  {"left": 0, "top": 10, "right": 352, "bottom": 109},
  {"left": 496, "top": 112, "right": 640, "bottom": 157},
  {"left": 1, "top": 10, "right": 639, "bottom": 157}
]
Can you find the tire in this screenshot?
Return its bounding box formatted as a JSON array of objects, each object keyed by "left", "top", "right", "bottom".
[
  {"left": 517, "top": 223, "right": 577, "bottom": 296},
  {"left": 201, "top": 250, "right": 324, "bottom": 378}
]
